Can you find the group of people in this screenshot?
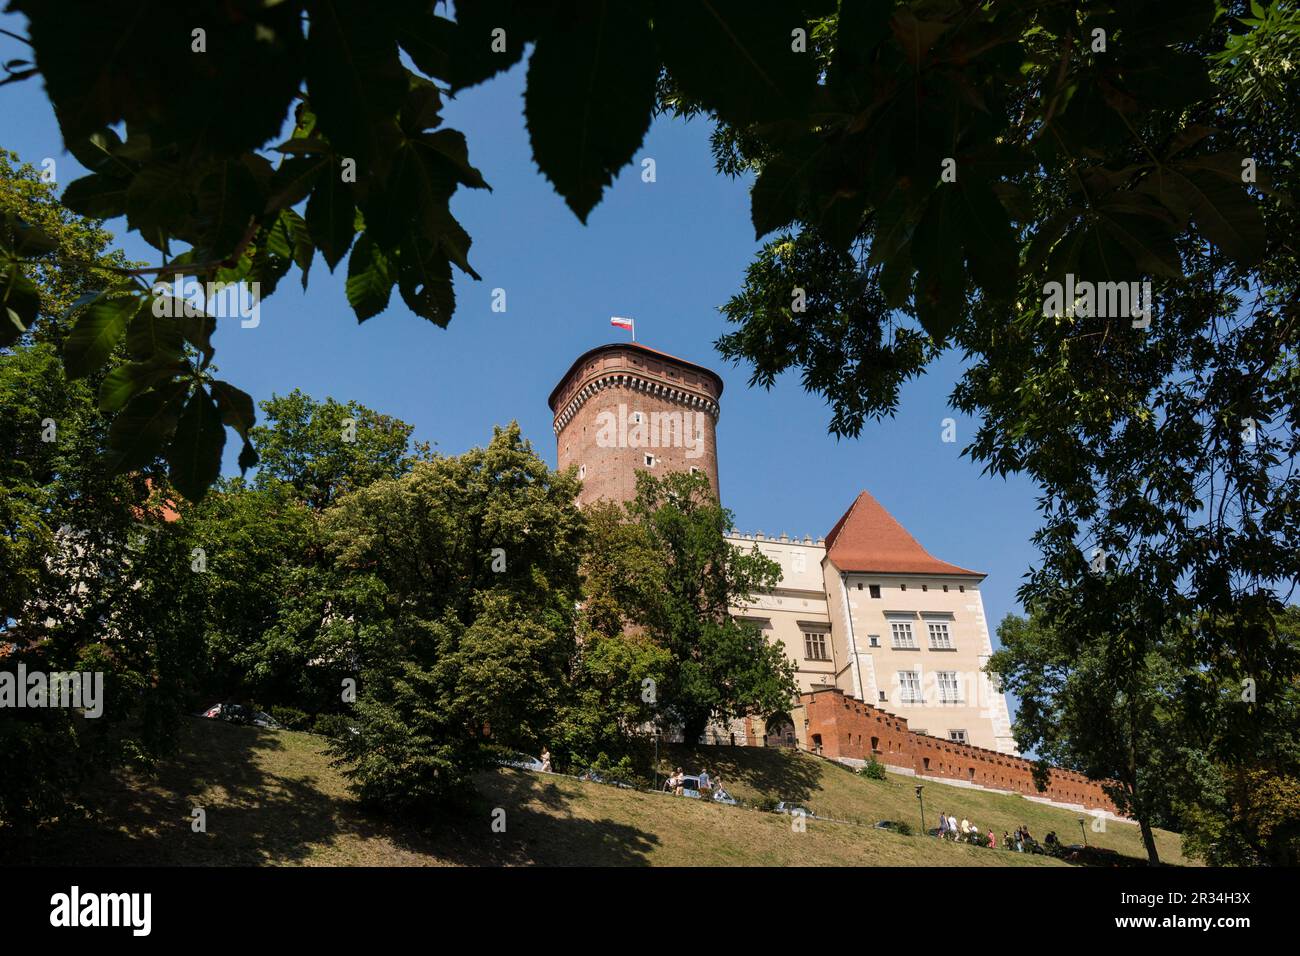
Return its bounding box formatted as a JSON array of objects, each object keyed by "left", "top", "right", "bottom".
[
  {"left": 663, "top": 766, "right": 721, "bottom": 796},
  {"left": 937, "top": 813, "right": 1050, "bottom": 853}
]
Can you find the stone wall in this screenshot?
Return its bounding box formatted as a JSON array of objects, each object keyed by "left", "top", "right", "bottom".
[{"left": 798, "top": 687, "right": 1119, "bottom": 814}]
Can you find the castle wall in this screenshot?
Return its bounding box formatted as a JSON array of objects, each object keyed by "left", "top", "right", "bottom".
[{"left": 798, "top": 688, "right": 1120, "bottom": 814}]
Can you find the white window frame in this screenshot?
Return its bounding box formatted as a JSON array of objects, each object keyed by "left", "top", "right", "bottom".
[
  {"left": 898, "top": 670, "right": 922, "bottom": 704},
  {"left": 948, "top": 729, "right": 969, "bottom": 744},
  {"left": 644, "top": 453, "right": 656, "bottom": 467},
  {"left": 927, "top": 621, "right": 953, "bottom": 649},
  {"left": 890, "top": 620, "right": 917, "bottom": 649},
  {"left": 936, "top": 670, "right": 962, "bottom": 703}
]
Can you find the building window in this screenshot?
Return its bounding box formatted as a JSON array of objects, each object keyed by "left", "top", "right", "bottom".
[
  {"left": 900, "top": 583, "right": 907, "bottom": 591},
  {"left": 942, "top": 585, "right": 949, "bottom": 592},
  {"left": 630, "top": 411, "right": 643, "bottom": 424},
  {"left": 644, "top": 454, "right": 656, "bottom": 467},
  {"left": 878, "top": 691, "right": 887, "bottom": 703},
  {"left": 898, "top": 671, "right": 922, "bottom": 704},
  {"left": 689, "top": 466, "right": 699, "bottom": 474},
  {"left": 869, "top": 584, "right": 881, "bottom": 599},
  {"left": 927, "top": 622, "right": 953, "bottom": 650},
  {"left": 890, "top": 621, "right": 916, "bottom": 649},
  {"left": 578, "top": 464, "right": 586, "bottom": 480},
  {"left": 803, "top": 631, "right": 829, "bottom": 661},
  {"left": 921, "top": 584, "right": 928, "bottom": 592},
  {"left": 959, "top": 585, "right": 965, "bottom": 592},
  {"left": 857, "top": 582, "right": 863, "bottom": 590},
  {"left": 937, "top": 671, "right": 962, "bottom": 703},
  {"left": 949, "top": 729, "right": 969, "bottom": 744},
  {"left": 868, "top": 634, "right": 880, "bottom": 647}
]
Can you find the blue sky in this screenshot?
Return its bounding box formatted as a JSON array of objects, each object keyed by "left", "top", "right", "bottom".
[{"left": 1, "top": 35, "right": 1044, "bottom": 708}]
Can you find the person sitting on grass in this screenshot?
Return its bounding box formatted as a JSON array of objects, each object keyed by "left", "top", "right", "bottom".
[{"left": 960, "top": 817, "right": 971, "bottom": 842}]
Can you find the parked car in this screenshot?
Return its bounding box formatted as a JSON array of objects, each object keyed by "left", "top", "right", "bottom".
[
  {"left": 711, "top": 788, "right": 738, "bottom": 806},
  {"left": 201, "top": 703, "right": 281, "bottom": 729},
  {"left": 499, "top": 752, "right": 545, "bottom": 772}
]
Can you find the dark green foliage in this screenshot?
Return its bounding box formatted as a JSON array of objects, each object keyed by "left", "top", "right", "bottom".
[
  {"left": 583, "top": 471, "right": 799, "bottom": 746},
  {"left": 320, "top": 424, "right": 584, "bottom": 812},
  {"left": 861, "top": 758, "right": 888, "bottom": 781}
]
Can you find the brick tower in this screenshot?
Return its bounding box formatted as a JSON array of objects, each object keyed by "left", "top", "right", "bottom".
[{"left": 549, "top": 343, "right": 723, "bottom": 506}]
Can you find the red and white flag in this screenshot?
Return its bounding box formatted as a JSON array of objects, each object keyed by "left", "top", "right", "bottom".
[{"left": 610, "top": 316, "right": 634, "bottom": 331}]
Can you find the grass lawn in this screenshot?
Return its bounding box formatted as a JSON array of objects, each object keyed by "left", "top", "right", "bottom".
[{"left": 0, "top": 718, "right": 1189, "bottom": 866}]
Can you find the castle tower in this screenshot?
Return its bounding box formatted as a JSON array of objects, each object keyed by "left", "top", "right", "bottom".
[{"left": 549, "top": 343, "right": 723, "bottom": 507}]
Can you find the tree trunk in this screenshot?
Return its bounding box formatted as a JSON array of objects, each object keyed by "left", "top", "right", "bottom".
[
  {"left": 1139, "top": 817, "right": 1161, "bottom": 866},
  {"left": 682, "top": 715, "right": 708, "bottom": 748}
]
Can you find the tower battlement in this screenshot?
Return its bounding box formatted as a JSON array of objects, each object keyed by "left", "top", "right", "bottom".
[{"left": 549, "top": 342, "right": 723, "bottom": 507}]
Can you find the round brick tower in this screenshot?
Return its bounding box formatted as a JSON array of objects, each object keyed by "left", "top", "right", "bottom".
[{"left": 549, "top": 343, "right": 723, "bottom": 507}]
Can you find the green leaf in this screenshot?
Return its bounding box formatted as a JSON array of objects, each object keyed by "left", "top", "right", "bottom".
[
  {"left": 305, "top": 0, "right": 406, "bottom": 164},
  {"left": 654, "top": 0, "right": 817, "bottom": 125},
  {"left": 125, "top": 165, "right": 192, "bottom": 242},
  {"left": 211, "top": 380, "right": 257, "bottom": 442},
  {"left": 890, "top": 9, "right": 951, "bottom": 67},
  {"left": 1168, "top": 167, "right": 1266, "bottom": 265},
  {"left": 176, "top": 310, "right": 216, "bottom": 365},
  {"left": 61, "top": 173, "right": 129, "bottom": 220},
  {"left": 106, "top": 384, "right": 186, "bottom": 475},
  {"left": 125, "top": 300, "right": 185, "bottom": 362},
  {"left": 306, "top": 168, "right": 357, "bottom": 271},
  {"left": 524, "top": 1, "right": 657, "bottom": 223},
  {"left": 64, "top": 295, "right": 138, "bottom": 379},
  {"left": 167, "top": 388, "right": 226, "bottom": 503},
  {"left": 396, "top": 239, "right": 455, "bottom": 326},
  {"left": 0, "top": 263, "right": 40, "bottom": 334},
  {"left": 196, "top": 159, "right": 266, "bottom": 260},
  {"left": 98, "top": 359, "right": 184, "bottom": 414},
  {"left": 750, "top": 139, "right": 819, "bottom": 239},
  {"left": 268, "top": 154, "right": 330, "bottom": 211},
  {"left": 417, "top": 130, "right": 490, "bottom": 191},
  {"left": 345, "top": 235, "right": 396, "bottom": 322}
]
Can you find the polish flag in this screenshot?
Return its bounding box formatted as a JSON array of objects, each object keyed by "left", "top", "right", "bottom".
[{"left": 610, "top": 316, "right": 634, "bottom": 331}]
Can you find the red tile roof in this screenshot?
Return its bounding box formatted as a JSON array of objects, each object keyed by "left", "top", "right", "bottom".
[{"left": 824, "top": 490, "right": 983, "bottom": 577}]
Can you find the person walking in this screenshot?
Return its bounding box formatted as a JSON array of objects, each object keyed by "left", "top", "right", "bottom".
[{"left": 539, "top": 748, "right": 552, "bottom": 773}]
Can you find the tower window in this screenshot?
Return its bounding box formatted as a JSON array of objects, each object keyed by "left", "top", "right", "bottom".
[{"left": 644, "top": 454, "right": 656, "bottom": 467}]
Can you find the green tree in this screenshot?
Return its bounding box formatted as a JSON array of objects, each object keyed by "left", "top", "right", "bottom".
[
  {"left": 1, "top": 157, "right": 201, "bottom": 825},
  {"left": 990, "top": 610, "right": 1180, "bottom": 864},
  {"left": 250, "top": 388, "right": 431, "bottom": 511},
  {"left": 991, "top": 605, "right": 1300, "bottom": 866},
  {"left": 592, "top": 470, "right": 798, "bottom": 745},
  {"left": 321, "top": 423, "right": 583, "bottom": 811}
]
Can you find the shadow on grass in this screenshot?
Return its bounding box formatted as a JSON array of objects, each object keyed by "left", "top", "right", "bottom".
[
  {"left": 1, "top": 719, "right": 661, "bottom": 867},
  {"left": 661, "top": 743, "right": 823, "bottom": 807}
]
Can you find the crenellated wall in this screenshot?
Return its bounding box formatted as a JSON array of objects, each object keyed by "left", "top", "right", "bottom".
[{"left": 797, "top": 688, "right": 1120, "bottom": 814}]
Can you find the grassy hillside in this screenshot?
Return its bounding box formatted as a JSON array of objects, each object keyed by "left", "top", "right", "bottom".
[
  {"left": 658, "top": 744, "right": 1190, "bottom": 865},
  {"left": 0, "top": 719, "right": 1189, "bottom": 866}
]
